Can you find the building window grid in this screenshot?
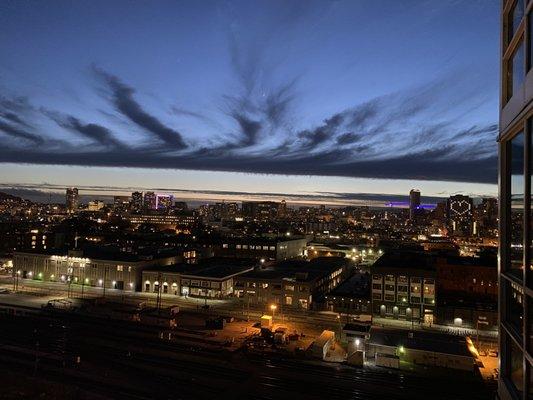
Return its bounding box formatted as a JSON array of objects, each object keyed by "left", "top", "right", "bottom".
[
  {"left": 498, "top": 6, "right": 533, "bottom": 394},
  {"left": 501, "top": 120, "right": 533, "bottom": 397},
  {"left": 504, "top": 0, "right": 530, "bottom": 103}
]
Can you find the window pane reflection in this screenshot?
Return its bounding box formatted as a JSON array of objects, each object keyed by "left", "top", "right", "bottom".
[
  {"left": 507, "top": 335, "right": 524, "bottom": 395},
  {"left": 508, "top": 41, "right": 525, "bottom": 100},
  {"left": 510, "top": 132, "right": 525, "bottom": 280},
  {"left": 529, "top": 361, "right": 533, "bottom": 399},
  {"left": 509, "top": 0, "right": 524, "bottom": 42},
  {"left": 505, "top": 279, "right": 524, "bottom": 338}
]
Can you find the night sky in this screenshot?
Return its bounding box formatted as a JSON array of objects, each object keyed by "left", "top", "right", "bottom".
[{"left": 0, "top": 0, "right": 499, "bottom": 203}]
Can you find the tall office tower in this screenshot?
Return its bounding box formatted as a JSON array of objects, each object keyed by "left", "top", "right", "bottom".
[
  {"left": 113, "top": 195, "right": 130, "bottom": 211},
  {"left": 130, "top": 191, "right": 143, "bottom": 211},
  {"left": 499, "top": 1, "right": 531, "bottom": 398},
  {"left": 155, "top": 194, "right": 173, "bottom": 211},
  {"left": 144, "top": 192, "right": 156, "bottom": 210},
  {"left": 65, "top": 187, "right": 79, "bottom": 213},
  {"left": 446, "top": 195, "right": 473, "bottom": 236},
  {"left": 278, "top": 199, "right": 287, "bottom": 218},
  {"left": 431, "top": 201, "right": 447, "bottom": 223},
  {"left": 174, "top": 201, "right": 188, "bottom": 212},
  {"left": 242, "top": 201, "right": 279, "bottom": 220},
  {"left": 475, "top": 198, "right": 499, "bottom": 235},
  {"left": 409, "top": 189, "right": 421, "bottom": 220},
  {"left": 218, "top": 202, "right": 238, "bottom": 220}
]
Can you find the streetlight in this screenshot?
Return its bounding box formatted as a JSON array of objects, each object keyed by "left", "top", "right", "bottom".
[{"left": 270, "top": 304, "right": 277, "bottom": 323}]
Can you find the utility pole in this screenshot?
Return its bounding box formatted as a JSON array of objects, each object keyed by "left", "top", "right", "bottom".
[
  {"left": 247, "top": 292, "right": 250, "bottom": 321},
  {"left": 156, "top": 272, "right": 162, "bottom": 314},
  {"left": 81, "top": 267, "right": 85, "bottom": 299},
  {"left": 477, "top": 317, "right": 489, "bottom": 349},
  {"left": 103, "top": 266, "right": 108, "bottom": 298}
]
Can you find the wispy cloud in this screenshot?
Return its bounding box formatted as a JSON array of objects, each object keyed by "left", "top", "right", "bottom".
[
  {"left": 93, "top": 66, "right": 187, "bottom": 149},
  {"left": 0, "top": 65, "right": 497, "bottom": 184}
]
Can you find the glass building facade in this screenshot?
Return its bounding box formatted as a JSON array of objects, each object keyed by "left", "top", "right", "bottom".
[{"left": 500, "top": 1, "right": 533, "bottom": 399}]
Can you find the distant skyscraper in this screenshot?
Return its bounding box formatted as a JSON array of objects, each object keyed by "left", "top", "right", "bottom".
[
  {"left": 409, "top": 189, "right": 421, "bottom": 220},
  {"left": 155, "top": 194, "right": 173, "bottom": 211},
  {"left": 174, "top": 201, "right": 188, "bottom": 212},
  {"left": 446, "top": 195, "right": 473, "bottom": 236},
  {"left": 66, "top": 187, "right": 79, "bottom": 213},
  {"left": 87, "top": 200, "right": 105, "bottom": 211},
  {"left": 131, "top": 191, "right": 143, "bottom": 211},
  {"left": 278, "top": 200, "right": 287, "bottom": 218},
  {"left": 144, "top": 192, "right": 156, "bottom": 210},
  {"left": 218, "top": 202, "right": 238, "bottom": 220},
  {"left": 113, "top": 195, "right": 130, "bottom": 211},
  {"left": 242, "top": 201, "right": 279, "bottom": 220}
]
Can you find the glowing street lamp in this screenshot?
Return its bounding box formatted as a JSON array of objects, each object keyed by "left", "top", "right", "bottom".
[{"left": 270, "top": 304, "right": 277, "bottom": 321}]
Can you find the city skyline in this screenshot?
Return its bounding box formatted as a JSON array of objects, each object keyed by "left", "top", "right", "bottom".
[
  {"left": 0, "top": 1, "right": 508, "bottom": 399},
  {"left": 0, "top": 1, "right": 498, "bottom": 197}
]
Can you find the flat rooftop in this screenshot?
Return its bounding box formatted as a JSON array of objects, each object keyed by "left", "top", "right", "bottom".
[
  {"left": 328, "top": 272, "right": 370, "bottom": 298},
  {"left": 369, "top": 327, "right": 472, "bottom": 358},
  {"left": 240, "top": 257, "right": 348, "bottom": 282},
  {"left": 372, "top": 251, "right": 436, "bottom": 272},
  {"left": 181, "top": 264, "right": 253, "bottom": 279},
  {"left": 144, "top": 257, "right": 256, "bottom": 279},
  {"left": 15, "top": 245, "right": 179, "bottom": 262}
]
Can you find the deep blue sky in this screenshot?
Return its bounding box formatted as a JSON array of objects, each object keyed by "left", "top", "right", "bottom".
[{"left": 0, "top": 0, "right": 499, "bottom": 203}]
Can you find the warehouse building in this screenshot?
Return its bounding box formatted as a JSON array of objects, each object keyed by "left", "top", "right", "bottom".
[
  {"left": 13, "top": 246, "right": 180, "bottom": 291},
  {"left": 142, "top": 258, "right": 255, "bottom": 298},
  {"left": 367, "top": 327, "right": 475, "bottom": 371},
  {"left": 235, "top": 257, "right": 349, "bottom": 310}
]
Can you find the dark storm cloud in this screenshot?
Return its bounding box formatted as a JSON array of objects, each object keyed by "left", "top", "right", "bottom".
[
  {"left": 0, "top": 68, "right": 498, "bottom": 184},
  {"left": 295, "top": 114, "right": 344, "bottom": 150},
  {"left": 219, "top": 29, "right": 300, "bottom": 148},
  {"left": 93, "top": 66, "right": 187, "bottom": 149},
  {"left": 0, "top": 120, "right": 43, "bottom": 145},
  {"left": 336, "top": 132, "right": 361, "bottom": 145},
  {"left": 0, "top": 139, "right": 497, "bottom": 184},
  {"left": 316, "top": 191, "right": 447, "bottom": 204},
  {"left": 0, "top": 111, "right": 31, "bottom": 127},
  {"left": 170, "top": 107, "right": 215, "bottom": 125},
  {"left": 231, "top": 113, "right": 262, "bottom": 147},
  {"left": 449, "top": 124, "right": 498, "bottom": 141},
  {"left": 0, "top": 61, "right": 497, "bottom": 185},
  {"left": 0, "top": 96, "right": 32, "bottom": 113},
  {"left": 55, "top": 115, "right": 123, "bottom": 148},
  {"left": 264, "top": 79, "right": 298, "bottom": 129}
]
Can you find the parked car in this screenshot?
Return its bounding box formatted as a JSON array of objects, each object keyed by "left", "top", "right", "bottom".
[{"left": 488, "top": 350, "right": 499, "bottom": 358}]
